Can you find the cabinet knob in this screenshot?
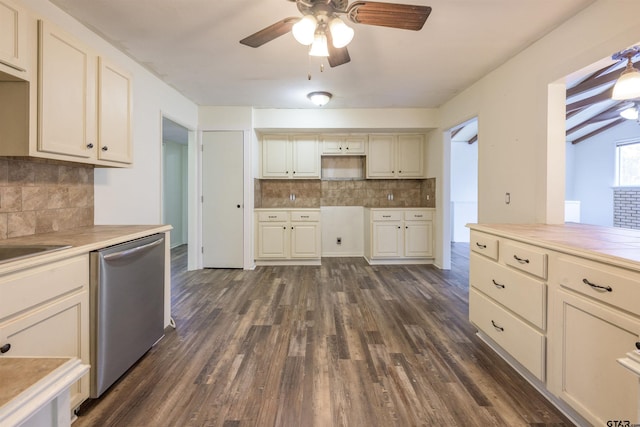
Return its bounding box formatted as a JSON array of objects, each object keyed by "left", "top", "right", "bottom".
[
  {"left": 405, "top": 226, "right": 408, "bottom": 229},
  {"left": 283, "top": 226, "right": 286, "bottom": 230},
  {"left": 397, "top": 226, "right": 401, "bottom": 229},
  {"left": 399, "top": 170, "right": 402, "bottom": 173},
  {"left": 102, "top": 146, "right": 109, "bottom": 151},
  {"left": 86, "top": 143, "right": 94, "bottom": 149},
  {"left": 635, "top": 342, "right": 640, "bottom": 350},
  {"left": 0, "top": 343, "right": 10, "bottom": 354},
  {"left": 237, "top": 204, "right": 241, "bottom": 208}
]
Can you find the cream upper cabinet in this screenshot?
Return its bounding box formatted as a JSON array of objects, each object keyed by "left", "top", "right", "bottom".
[
  {"left": 0, "top": 0, "right": 27, "bottom": 74},
  {"left": 367, "top": 134, "right": 425, "bottom": 178},
  {"left": 321, "top": 134, "right": 367, "bottom": 155},
  {"left": 38, "top": 20, "right": 95, "bottom": 159},
  {"left": 97, "top": 57, "right": 132, "bottom": 164},
  {"left": 261, "top": 134, "right": 319, "bottom": 179},
  {"left": 37, "top": 20, "right": 132, "bottom": 166}
]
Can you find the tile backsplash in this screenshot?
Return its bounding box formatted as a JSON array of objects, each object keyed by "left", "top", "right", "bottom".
[
  {"left": 255, "top": 178, "right": 435, "bottom": 208},
  {"left": 0, "top": 158, "right": 94, "bottom": 239}
]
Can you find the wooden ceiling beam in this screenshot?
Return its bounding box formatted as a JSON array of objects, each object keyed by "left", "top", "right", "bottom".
[
  {"left": 566, "top": 103, "right": 624, "bottom": 135},
  {"left": 468, "top": 134, "right": 477, "bottom": 144},
  {"left": 571, "top": 118, "right": 626, "bottom": 144},
  {"left": 566, "top": 88, "right": 613, "bottom": 114},
  {"left": 565, "top": 59, "right": 636, "bottom": 98},
  {"left": 450, "top": 127, "right": 463, "bottom": 138}
]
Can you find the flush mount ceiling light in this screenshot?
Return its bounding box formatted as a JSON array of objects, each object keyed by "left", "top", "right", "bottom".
[
  {"left": 240, "top": 0, "right": 432, "bottom": 68},
  {"left": 307, "top": 91, "right": 332, "bottom": 107},
  {"left": 612, "top": 47, "right": 640, "bottom": 100}
]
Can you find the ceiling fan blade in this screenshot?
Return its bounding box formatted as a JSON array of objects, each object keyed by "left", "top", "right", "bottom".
[
  {"left": 346, "top": 1, "right": 432, "bottom": 31},
  {"left": 239, "top": 17, "right": 299, "bottom": 48},
  {"left": 327, "top": 31, "right": 351, "bottom": 67}
]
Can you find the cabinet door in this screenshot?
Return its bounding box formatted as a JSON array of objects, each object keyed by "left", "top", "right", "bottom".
[
  {"left": 291, "top": 222, "right": 320, "bottom": 258},
  {"left": 344, "top": 136, "right": 366, "bottom": 154},
  {"left": 404, "top": 220, "right": 432, "bottom": 257},
  {"left": 550, "top": 289, "right": 639, "bottom": 425},
  {"left": 291, "top": 135, "right": 319, "bottom": 178},
  {"left": 367, "top": 135, "right": 396, "bottom": 178},
  {"left": 321, "top": 136, "right": 344, "bottom": 154},
  {"left": 257, "top": 222, "right": 289, "bottom": 258},
  {"left": 262, "top": 135, "right": 290, "bottom": 178},
  {"left": 396, "top": 134, "right": 424, "bottom": 177},
  {"left": 0, "top": 0, "right": 27, "bottom": 72},
  {"left": 0, "top": 292, "right": 90, "bottom": 409},
  {"left": 38, "top": 20, "right": 95, "bottom": 159},
  {"left": 98, "top": 57, "right": 132, "bottom": 164},
  {"left": 371, "top": 221, "right": 403, "bottom": 257}
]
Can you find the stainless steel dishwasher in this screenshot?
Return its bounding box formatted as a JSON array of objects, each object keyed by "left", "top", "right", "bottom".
[{"left": 89, "top": 233, "right": 165, "bottom": 398}]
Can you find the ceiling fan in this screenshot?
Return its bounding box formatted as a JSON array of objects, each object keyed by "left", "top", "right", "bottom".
[{"left": 239, "top": 0, "right": 432, "bottom": 68}]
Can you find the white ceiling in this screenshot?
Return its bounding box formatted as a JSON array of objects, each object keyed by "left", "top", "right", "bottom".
[{"left": 50, "top": 0, "right": 595, "bottom": 109}]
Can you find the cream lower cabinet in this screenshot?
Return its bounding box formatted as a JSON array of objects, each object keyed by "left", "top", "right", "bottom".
[
  {"left": 548, "top": 254, "right": 640, "bottom": 425},
  {"left": 0, "top": 254, "right": 90, "bottom": 412},
  {"left": 365, "top": 208, "right": 434, "bottom": 264},
  {"left": 469, "top": 231, "right": 547, "bottom": 382},
  {"left": 255, "top": 210, "right": 321, "bottom": 264}
]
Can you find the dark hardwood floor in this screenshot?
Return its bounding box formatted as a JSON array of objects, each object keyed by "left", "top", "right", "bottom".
[{"left": 75, "top": 244, "right": 573, "bottom": 426}]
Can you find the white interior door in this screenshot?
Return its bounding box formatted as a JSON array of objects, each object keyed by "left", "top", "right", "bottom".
[{"left": 202, "top": 131, "right": 243, "bottom": 268}]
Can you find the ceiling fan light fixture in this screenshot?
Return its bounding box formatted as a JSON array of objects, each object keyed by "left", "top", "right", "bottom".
[
  {"left": 612, "top": 57, "right": 640, "bottom": 100},
  {"left": 329, "top": 17, "right": 354, "bottom": 48},
  {"left": 292, "top": 15, "right": 317, "bottom": 45},
  {"left": 307, "top": 91, "right": 332, "bottom": 107},
  {"left": 309, "top": 32, "right": 329, "bottom": 57},
  {"left": 620, "top": 104, "right": 639, "bottom": 120}
]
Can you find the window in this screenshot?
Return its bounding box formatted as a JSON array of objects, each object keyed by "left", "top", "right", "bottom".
[{"left": 616, "top": 139, "right": 640, "bottom": 186}]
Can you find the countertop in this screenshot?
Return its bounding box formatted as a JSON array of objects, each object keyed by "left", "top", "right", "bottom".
[
  {"left": 0, "top": 358, "right": 69, "bottom": 408},
  {"left": 0, "top": 225, "right": 172, "bottom": 274},
  {"left": 468, "top": 223, "right": 640, "bottom": 270}
]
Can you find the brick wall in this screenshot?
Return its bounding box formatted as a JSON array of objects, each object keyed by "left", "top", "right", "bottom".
[
  {"left": 613, "top": 188, "right": 640, "bottom": 229},
  {"left": 0, "top": 158, "right": 94, "bottom": 239}
]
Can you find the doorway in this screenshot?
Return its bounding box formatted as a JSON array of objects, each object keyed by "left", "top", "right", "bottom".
[
  {"left": 202, "top": 131, "right": 244, "bottom": 268},
  {"left": 162, "top": 117, "right": 189, "bottom": 248},
  {"left": 450, "top": 118, "right": 479, "bottom": 243}
]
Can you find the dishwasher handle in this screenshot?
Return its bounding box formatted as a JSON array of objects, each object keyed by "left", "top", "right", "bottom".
[{"left": 103, "top": 237, "right": 164, "bottom": 261}]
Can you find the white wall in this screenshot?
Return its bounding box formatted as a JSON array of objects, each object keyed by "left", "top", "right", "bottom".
[
  {"left": 20, "top": 0, "right": 199, "bottom": 227},
  {"left": 451, "top": 140, "right": 478, "bottom": 242},
  {"left": 321, "top": 207, "right": 364, "bottom": 257},
  {"left": 163, "top": 140, "right": 188, "bottom": 247},
  {"left": 566, "top": 120, "right": 640, "bottom": 227},
  {"left": 434, "top": 1, "right": 640, "bottom": 225}
]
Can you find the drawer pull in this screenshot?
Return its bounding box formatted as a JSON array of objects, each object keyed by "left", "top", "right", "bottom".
[
  {"left": 414, "top": 215, "right": 423, "bottom": 218},
  {"left": 475, "top": 242, "right": 486, "bottom": 249},
  {"left": 492, "top": 279, "right": 505, "bottom": 289},
  {"left": 382, "top": 215, "right": 391, "bottom": 218},
  {"left": 582, "top": 278, "right": 612, "bottom": 293},
  {"left": 268, "top": 215, "right": 277, "bottom": 218},
  {"left": 0, "top": 343, "right": 10, "bottom": 354},
  {"left": 300, "top": 215, "right": 309, "bottom": 218},
  {"left": 491, "top": 320, "right": 504, "bottom": 332},
  {"left": 513, "top": 255, "right": 530, "bottom": 264}
]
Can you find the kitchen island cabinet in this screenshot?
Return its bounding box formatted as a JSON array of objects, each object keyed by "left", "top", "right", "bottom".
[{"left": 468, "top": 223, "right": 640, "bottom": 426}]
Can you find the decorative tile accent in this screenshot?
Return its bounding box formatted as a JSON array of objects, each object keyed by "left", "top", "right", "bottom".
[{"left": 0, "top": 158, "right": 94, "bottom": 240}]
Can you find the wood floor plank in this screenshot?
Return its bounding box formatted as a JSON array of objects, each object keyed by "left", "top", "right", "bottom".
[{"left": 75, "top": 244, "right": 575, "bottom": 426}]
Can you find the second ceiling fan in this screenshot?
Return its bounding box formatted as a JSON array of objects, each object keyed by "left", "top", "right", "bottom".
[{"left": 240, "top": 0, "right": 432, "bottom": 67}]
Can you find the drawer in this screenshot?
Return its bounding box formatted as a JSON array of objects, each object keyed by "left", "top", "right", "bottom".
[
  {"left": 257, "top": 211, "right": 288, "bottom": 222},
  {"left": 470, "top": 253, "right": 546, "bottom": 329},
  {"left": 470, "top": 288, "right": 545, "bottom": 381},
  {"left": 502, "top": 241, "right": 547, "bottom": 279},
  {"left": 0, "top": 255, "right": 88, "bottom": 321},
  {"left": 554, "top": 255, "right": 640, "bottom": 315},
  {"left": 404, "top": 210, "right": 433, "bottom": 221},
  {"left": 470, "top": 231, "right": 498, "bottom": 260},
  {"left": 372, "top": 211, "right": 402, "bottom": 221},
  {"left": 290, "top": 211, "right": 320, "bottom": 222}
]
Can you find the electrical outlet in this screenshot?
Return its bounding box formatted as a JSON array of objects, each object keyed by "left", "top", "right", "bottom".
[{"left": 336, "top": 237, "right": 342, "bottom": 245}]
